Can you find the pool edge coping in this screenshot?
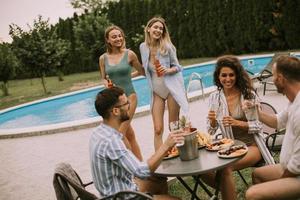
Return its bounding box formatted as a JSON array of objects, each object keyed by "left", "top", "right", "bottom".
[{"left": 0, "top": 86, "right": 216, "bottom": 139}]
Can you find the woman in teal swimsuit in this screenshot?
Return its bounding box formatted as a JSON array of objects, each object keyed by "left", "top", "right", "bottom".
[{"left": 99, "top": 25, "right": 145, "bottom": 161}]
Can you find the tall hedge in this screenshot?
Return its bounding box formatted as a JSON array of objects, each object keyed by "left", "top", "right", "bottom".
[{"left": 9, "top": 0, "right": 300, "bottom": 78}]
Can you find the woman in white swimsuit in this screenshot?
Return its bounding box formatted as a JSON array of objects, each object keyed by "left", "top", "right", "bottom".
[{"left": 140, "top": 17, "right": 189, "bottom": 151}]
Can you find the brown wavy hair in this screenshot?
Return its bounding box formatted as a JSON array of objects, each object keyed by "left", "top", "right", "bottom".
[{"left": 213, "top": 55, "right": 255, "bottom": 99}]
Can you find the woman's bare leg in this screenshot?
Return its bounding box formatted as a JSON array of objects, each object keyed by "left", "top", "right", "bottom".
[
  {"left": 201, "top": 146, "right": 262, "bottom": 200},
  {"left": 152, "top": 93, "right": 166, "bottom": 151},
  {"left": 220, "top": 145, "right": 262, "bottom": 200},
  {"left": 119, "top": 94, "right": 143, "bottom": 161},
  {"left": 167, "top": 95, "right": 180, "bottom": 129}
]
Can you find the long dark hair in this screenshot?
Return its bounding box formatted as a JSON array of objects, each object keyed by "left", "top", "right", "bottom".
[{"left": 213, "top": 55, "right": 254, "bottom": 99}]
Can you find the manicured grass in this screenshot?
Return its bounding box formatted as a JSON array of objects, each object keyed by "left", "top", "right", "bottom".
[
  {"left": 168, "top": 168, "right": 253, "bottom": 200},
  {"left": 0, "top": 71, "right": 102, "bottom": 110},
  {"left": 0, "top": 57, "right": 214, "bottom": 110}
]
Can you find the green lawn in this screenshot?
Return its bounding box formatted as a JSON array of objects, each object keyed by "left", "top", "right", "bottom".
[
  {"left": 169, "top": 168, "right": 253, "bottom": 200},
  {"left": 0, "top": 57, "right": 214, "bottom": 110},
  {"left": 0, "top": 71, "right": 102, "bottom": 110}
]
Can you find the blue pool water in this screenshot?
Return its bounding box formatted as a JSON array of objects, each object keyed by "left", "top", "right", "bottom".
[{"left": 0, "top": 55, "right": 295, "bottom": 129}]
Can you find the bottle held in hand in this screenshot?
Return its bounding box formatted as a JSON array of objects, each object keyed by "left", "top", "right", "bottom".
[
  {"left": 154, "top": 57, "right": 162, "bottom": 77},
  {"left": 106, "top": 75, "right": 113, "bottom": 88}
]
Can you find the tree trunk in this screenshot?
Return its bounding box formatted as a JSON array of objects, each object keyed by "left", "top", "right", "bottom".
[
  {"left": 41, "top": 73, "right": 48, "bottom": 94},
  {"left": 2, "top": 81, "right": 9, "bottom": 96}
]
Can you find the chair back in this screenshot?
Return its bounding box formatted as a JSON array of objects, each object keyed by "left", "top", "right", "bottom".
[
  {"left": 260, "top": 102, "right": 285, "bottom": 161},
  {"left": 99, "top": 190, "right": 153, "bottom": 200},
  {"left": 260, "top": 102, "right": 277, "bottom": 134},
  {"left": 112, "top": 190, "right": 153, "bottom": 200},
  {"left": 53, "top": 162, "right": 98, "bottom": 200}
]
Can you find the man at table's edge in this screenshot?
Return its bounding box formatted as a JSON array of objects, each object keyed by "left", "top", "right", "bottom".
[
  {"left": 89, "top": 86, "right": 182, "bottom": 200},
  {"left": 246, "top": 56, "right": 300, "bottom": 199}
]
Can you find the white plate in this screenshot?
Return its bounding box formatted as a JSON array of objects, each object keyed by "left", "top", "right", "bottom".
[{"left": 217, "top": 145, "right": 248, "bottom": 159}]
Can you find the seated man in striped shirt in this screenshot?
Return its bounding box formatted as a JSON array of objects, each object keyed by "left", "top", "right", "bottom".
[{"left": 90, "top": 86, "right": 182, "bottom": 199}]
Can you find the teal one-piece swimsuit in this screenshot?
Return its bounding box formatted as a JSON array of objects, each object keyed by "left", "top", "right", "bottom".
[{"left": 104, "top": 50, "right": 135, "bottom": 96}]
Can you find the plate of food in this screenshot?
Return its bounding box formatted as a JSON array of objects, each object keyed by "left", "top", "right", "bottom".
[
  {"left": 205, "top": 138, "right": 234, "bottom": 151},
  {"left": 217, "top": 145, "right": 248, "bottom": 158},
  {"left": 197, "top": 131, "right": 211, "bottom": 149},
  {"left": 164, "top": 147, "right": 179, "bottom": 160}
]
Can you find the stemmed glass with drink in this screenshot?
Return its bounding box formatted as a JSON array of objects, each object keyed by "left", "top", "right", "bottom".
[
  {"left": 242, "top": 95, "right": 258, "bottom": 122},
  {"left": 169, "top": 120, "right": 184, "bottom": 147},
  {"left": 209, "top": 101, "right": 233, "bottom": 138}
]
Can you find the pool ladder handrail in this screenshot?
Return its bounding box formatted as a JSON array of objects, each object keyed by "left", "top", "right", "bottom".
[{"left": 186, "top": 72, "right": 204, "bottom": 99}]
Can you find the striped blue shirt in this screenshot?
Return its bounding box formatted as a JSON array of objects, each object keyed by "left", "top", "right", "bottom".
[{"left": 89, "top": 123, "right": 150, "bottom": 197}]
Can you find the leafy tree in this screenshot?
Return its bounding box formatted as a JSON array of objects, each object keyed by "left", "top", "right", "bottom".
[
  {"left": 9, "top": 16, "right": 70, "bottom": 93},
  {"left": 70, "top": 0, "right": 112, "bottom": 12},
  {"left": 0, "top": 43, "right": 19, "bottom": 96},
  {"left": 73, "top": 12, "right": 110, "bottom": 72}
]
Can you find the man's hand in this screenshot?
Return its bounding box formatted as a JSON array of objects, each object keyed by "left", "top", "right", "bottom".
[{"left": 164, "top": 130, "right": 185, "bottom": 149}]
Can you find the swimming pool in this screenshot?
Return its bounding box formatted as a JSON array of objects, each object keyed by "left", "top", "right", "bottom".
[{"left": 0, "top": 53, "right": 298, "bottom": 131}]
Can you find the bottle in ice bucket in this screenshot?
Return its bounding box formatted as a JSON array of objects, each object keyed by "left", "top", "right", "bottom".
[
  {"left": 179, "top": 115, "right": 191, "bottom": 132},
  {"left": 153, "top": 57, "right": 162, "bottom": 77},
  {"left": 106, "top": 75, "right": 113, "bottom": 88},
  {"left": 178, "top": 115, "right": 199, "bottom": 161}
]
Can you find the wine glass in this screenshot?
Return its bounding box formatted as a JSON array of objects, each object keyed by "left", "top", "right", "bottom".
[
  {"left": 243, "top": 96, "right": 258, "bottom": 121},
  {"left": 169, "top": 121, "right": 184, "bottom": 147}
]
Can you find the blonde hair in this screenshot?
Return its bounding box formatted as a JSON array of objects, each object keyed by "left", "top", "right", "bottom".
[
  {"left": 104, "top": 25, "right": 126, "bottom": 53},
  {"left": 144, "top": 17, "right": 175, "bottom": 55}
]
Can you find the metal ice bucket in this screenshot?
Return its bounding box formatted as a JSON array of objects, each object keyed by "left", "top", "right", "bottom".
[{"left": 178, "top": 128, "right": 199, "bottom": 161}]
